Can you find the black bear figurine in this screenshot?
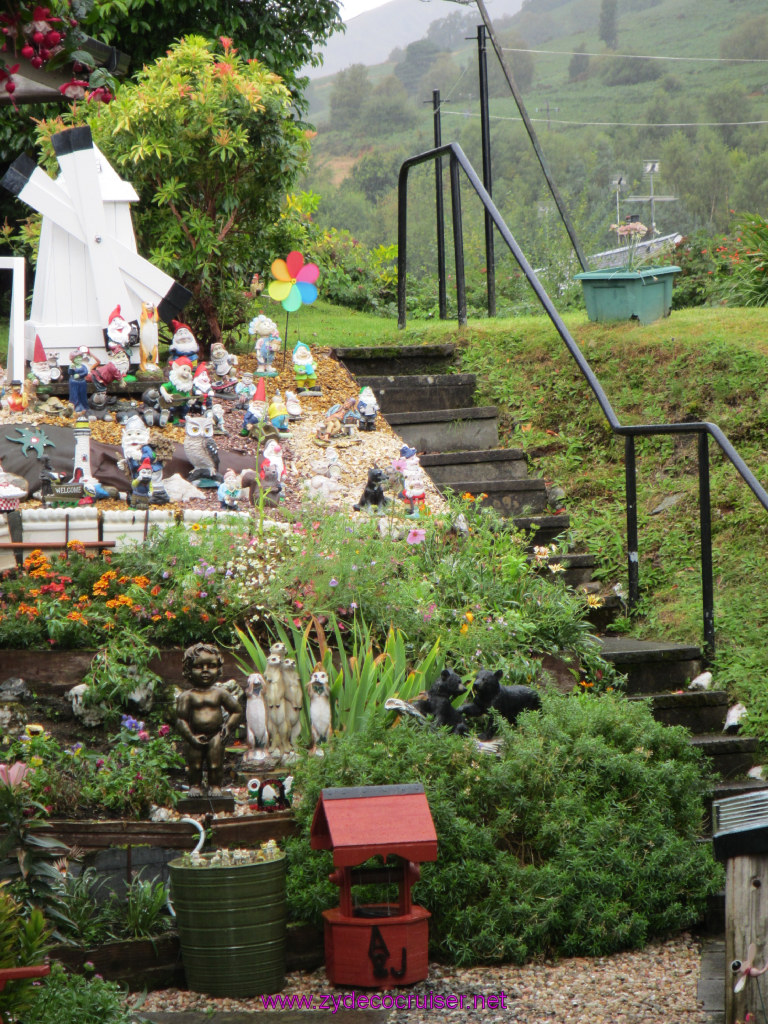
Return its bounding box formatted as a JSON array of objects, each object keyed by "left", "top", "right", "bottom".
[
  {"left": 414, "top": 667, "right": 467, "bottom": 715},
  {"left": 353, "top": 466, "right": 389, "bottom": 512},
  {"left": 460, "top": 668, "right": 541, "bottom": 739}
]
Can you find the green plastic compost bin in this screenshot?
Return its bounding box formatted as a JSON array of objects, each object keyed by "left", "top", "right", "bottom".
[{"left": 575, "top": 266, "right": 681, "bottom": 325}]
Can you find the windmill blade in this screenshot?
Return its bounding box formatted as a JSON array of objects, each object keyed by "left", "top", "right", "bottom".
[
  {"left": 1, "top": 141, "right": 191, "bottom": 326},
  {"left": 51, "top": 127, "right": 132, "bottom": 321}
]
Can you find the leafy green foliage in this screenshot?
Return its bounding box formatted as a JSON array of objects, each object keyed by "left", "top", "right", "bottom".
[
  {"left": 287, "top": 693, "right": 721, "bottom": 963},
  {"left": 83, "top": 0, "right": 343, "bottom": 109},
  {"left": 23, "top": 961, "right": 140, "bottom": 1024},
  {"left": 35, "top": 36, "right": 311, "bottom": 346},
  {"left": 0, "top": 885, "right": 49, "bottom": 1024}
]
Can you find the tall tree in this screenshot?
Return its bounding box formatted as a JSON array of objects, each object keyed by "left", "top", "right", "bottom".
[
  {"left": 83, "top": 0, "right": 344, "bottom": 111},
  {"left": 598, "top": 0, "right": 618, "bottom": 49},
  {"left": 329, "top": 64, "right": 372, "bottom": 130},
  {"left": 36, "top": 36, "right": 312, "bottom": 345}
]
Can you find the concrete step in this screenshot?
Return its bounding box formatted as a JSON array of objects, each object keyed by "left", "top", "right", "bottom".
[
  {"left": 512, "top": 513, "right": 571, "bottom": 546},
  {"left": 384, "top": 406, "right": 499, "bottom": 453},
  {"left": 532, "top": 552, "right": 597, "bottom": 587},
  {"left": 356, "top": 372, "right": 477, "bottom": 413},
  {"left": 420, "top": 448, "right": 529, "bottom": 484},
  {"left": 599, "top": 636, "right": 703, "bottom": 693},
  {"left": 331, "top": 342, "right": 457, "bottom": 377},
  {"left": 638, "top": 690, "right": 730, "bottom": 731},
  {"left": 437, "top": 478, "right": 548, "bottom": 517},
  {"left": 690, "top": 734, "right": 759, "bottom": 779}
]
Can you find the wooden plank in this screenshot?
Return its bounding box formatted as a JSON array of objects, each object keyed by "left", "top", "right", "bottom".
[
  {"left": 42, "top": 811, "right": 298, "bottom": 851},
  {"left": 725, "top": 853, "right": 768, "bottom": 1024}
]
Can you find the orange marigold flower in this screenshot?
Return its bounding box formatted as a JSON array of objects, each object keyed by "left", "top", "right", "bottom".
[
  {"left": 150, "top": 585, "right": 161, "bottom": 597},
  {"left": 165, "top": 611, "right": 176, "bottom": 620},
  {"left": 132, "top": 576, "right": 150, "bottom": 588}
]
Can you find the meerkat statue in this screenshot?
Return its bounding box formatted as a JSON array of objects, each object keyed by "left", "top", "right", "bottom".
[
  {"left": 263, "top": 653, "right": 287, "bottom": 757},
  {"left": 281, "top": 656, "right": 303, "bottom": 749}
]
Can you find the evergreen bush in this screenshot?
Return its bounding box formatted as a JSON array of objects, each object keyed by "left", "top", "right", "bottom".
[{"left": 286, "top": 692, "right": 722, "bottom": 964}]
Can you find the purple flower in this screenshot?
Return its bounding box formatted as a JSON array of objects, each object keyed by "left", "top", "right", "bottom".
[
  {"left": 329, "top": 578, "right": 338, "bottom": 587},
  {"left": 350, "top": 601, "right": 358, "bottom": 610}
]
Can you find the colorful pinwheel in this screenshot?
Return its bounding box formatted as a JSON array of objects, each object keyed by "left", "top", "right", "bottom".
[{"left": 268, "top": 251, "right": 320, "bottom": 312}]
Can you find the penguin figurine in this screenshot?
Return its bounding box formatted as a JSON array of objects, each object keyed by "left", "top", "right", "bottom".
[{"left": 245, "top": 672, "right": 269, "bottom": 751}]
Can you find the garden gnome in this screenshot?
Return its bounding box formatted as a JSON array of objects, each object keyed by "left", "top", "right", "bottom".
[
  {"left": 209, "top": 341, "right": 238, "bottom": 386},
  {"left": 168, "top": 320, "right": 199, "bottom": 370},
  {"left": 292, "top": 340, "right": 319, "bottom": 394},
  {"left": 249, "top": 314, "right": 280, "bottom": 376},
  {"left": 68, "top": 347, "right": 94, "bottom": 413},
  {"left": 28, "top": 335, "right": 54, "bottom": 386},
  {"left": 159, "top": 358, "right": 193, "bottom": 421},
  {"left": 235, "top": 370, "right": 257, "bottom": 408},
  {"left": 105, "top": 304, "right": 136, "bottom": 377},
  {"left": 357, "top": 386, "right": 379, "bottom": 431},
  {"left": 240, "top": 377, "right": 268, "bottom": 437},
  {"left": 217, "top": 469, "right": 242, "bottom": 510},
  {"left": 175, "top": 643, "right": 243, "bottom": 796},
  {"left": 268, "top": 390, "right": 290, "bottom": 433}
]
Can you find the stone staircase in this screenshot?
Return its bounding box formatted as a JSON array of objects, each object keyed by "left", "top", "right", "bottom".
[{"left": 334, "top": 342, "right": 765, "bottom": 822}]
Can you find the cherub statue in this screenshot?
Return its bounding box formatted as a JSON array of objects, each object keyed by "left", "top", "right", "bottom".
[{"left": 175, "top": 643, "right": 244, "bottom": 797}]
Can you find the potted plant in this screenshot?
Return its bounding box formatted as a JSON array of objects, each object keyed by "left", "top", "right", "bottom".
[{"left": 575, "top": 216, "right": 681, "bottom": 324}]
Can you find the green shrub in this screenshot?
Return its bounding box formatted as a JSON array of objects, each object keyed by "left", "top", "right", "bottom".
[
  {"left": 286, "top": 692, "right": 721, "bottom": 964},
  {"left": 24, "top": 962, "right": 139, "bottom": 1024}
]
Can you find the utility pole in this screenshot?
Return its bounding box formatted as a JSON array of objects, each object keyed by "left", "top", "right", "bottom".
[
  {"left": 473, "top": 0, "right": 589, "bottom": 270},
  {"left": 476, "top": 24, "right": 496, "bottom": 317}
]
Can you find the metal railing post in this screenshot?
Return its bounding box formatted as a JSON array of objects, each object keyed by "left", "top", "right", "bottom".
[
  {"left": 698, "top": 431, "right": 715, "bottom": 658},
  {"left": 477, "top": 24, "right": 496, "bottom": 318},
  {"left": 625, "top": 434, "right": 640, "bottom": 607},
  {"left": 432, "top": 89, "right": 448, "bottom": 321},
  {"left": 449, "top": 153, "right": 467, "bottom": 327}
]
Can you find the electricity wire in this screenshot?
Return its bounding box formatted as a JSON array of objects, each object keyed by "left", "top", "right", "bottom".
[
  {"left": 440, "top": 109, "right": 768, "bottom": 129},
  {"left": 501, "top": 46, "right": 768, "bottom": 64}
]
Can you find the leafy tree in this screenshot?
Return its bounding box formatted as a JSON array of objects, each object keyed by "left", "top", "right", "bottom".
[
  {"left": 329, "top": 64, "right": 372, "bottom": 130},
  {"left": 720, "top": 15, "right": 768, "bottom": 62},
  {"left": 394, "top": 39, "right": 440, "bottom": 95},
  {"left": 83, "top": 0, "right": 343, "bottom": 110},
  {"left": 704, "top": 82, "right": 751, "bottom": 149},
  {"left": 36, "top": 36, "right": 310, "bottom": 346},
  {"left": 361, "top": 76, "right": 417, "bottom": 134},
  {"left": 349, "top": 149, "right": 405, "bottom": 204},
  {"left": 568, "top": 44, "right": 589, "bottom": 82},
  {"left": 598, "top": 0, "right": 618, "bottom": 49}
]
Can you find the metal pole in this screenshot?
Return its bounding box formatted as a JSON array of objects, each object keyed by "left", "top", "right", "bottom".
[
  {"left": 432, "top": 90, "right": 447, "bottom": 321},
  {"left": 397, "top": 162, "right": 408, "bottom": 330},
  {"left": 449, "top": 153, "right": 467, "bottom": 327},
  {"left": 477, "top": 25, "right": 496, "bottom": 318},
  {"left": 698, "top": 431, "right": 715, "bottom": 659},
  {"left": 473, "top": 0, "right": 589, "bottom": 271},
  {"left": 625, "top": 434, "right": 640, "bottom": 607}
]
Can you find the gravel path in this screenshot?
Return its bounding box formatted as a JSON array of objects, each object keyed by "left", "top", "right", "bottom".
[{"left": 139, "top": 933, "right": 708, "bottom": 1023}]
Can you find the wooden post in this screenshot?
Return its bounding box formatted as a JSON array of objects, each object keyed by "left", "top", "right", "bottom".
[{"left": 725, "top": 854, "right": 768, "bottom": 1024}]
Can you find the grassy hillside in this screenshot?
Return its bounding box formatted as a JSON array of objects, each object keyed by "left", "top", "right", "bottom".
[{"left": 300, "top": 299, "right": 768, "bottom": 751}]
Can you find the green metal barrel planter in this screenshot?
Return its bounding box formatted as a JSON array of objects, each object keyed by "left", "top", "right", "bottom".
[
  {"left": 575, "top": 265, "right": 681, "bottom": 325},
  {"left": 168, "top": 852, "right": 286, "bottom": 997}
]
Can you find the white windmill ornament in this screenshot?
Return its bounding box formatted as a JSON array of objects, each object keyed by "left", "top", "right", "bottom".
[{"left": 1, "top": 125, "right": 191, "bottom": 371}]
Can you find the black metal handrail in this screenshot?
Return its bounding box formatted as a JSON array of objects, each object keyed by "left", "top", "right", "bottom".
[{"left": 397, "top": 142, "right": 768, "bottom": 657}]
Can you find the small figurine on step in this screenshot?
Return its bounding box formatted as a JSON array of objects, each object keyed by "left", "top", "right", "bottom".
[
  {"left": 105, "top": 305, "right": 138, "bottom": 379},
  {"left": 217, "top": 469, "right": 243, "bottom": 510},
  {"left": 356, "top": 386, "right": 379, "bottom": 431},
  {"left": 292, "top": 341, "right": 320, "bottom": 395},
  {"left": 249, "top": 315, "right": 280, "bottom": 377},
  {"left": 168, "top": 321, "right": 199, "bottom": 371},
  {"left": 209, "top": 342, "right": 238, "bottom": 389},
  {"left": 138, "top": 302, "right": 160, "bottom": 375},
  {"left": 68, "top": 347, "right": 95, "bottom": 414}
]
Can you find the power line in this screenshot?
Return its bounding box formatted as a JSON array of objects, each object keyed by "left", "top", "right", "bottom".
[
  {"left": 441, "top": 109, "right": 768, "bottom": 129},
  {"left": 501, "top": 46, "right": 768, "bottom": 64}
]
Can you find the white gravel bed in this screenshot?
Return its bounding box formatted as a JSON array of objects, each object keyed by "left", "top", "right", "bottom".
[{"left": 139, "top": 933, "right": 708, "bottom": 1023}]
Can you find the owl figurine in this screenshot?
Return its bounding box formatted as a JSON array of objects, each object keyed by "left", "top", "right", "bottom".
[{"left": 183, "top": 415, "right": 222, "bottom": 483}]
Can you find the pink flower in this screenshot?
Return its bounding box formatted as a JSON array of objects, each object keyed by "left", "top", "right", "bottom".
[
  {"left": 406, "top": 528, "right": 426, "bottom": 545},
  {"left": 0, "top": 762, "right": 28, "bottom": 787},
  {"left": 137, "top": 730, "right": 149, "bottom": 742},
  {"left": 158, "top": 724, "right": 171, "bottom": 737}
]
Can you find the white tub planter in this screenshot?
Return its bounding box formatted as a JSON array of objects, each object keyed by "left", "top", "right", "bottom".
[
  {"left": 101, "top": 509, "right": 175, "bottom": 549},
  {"left": 21, "top": 507, "right": 99, "bottom": 546}
]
